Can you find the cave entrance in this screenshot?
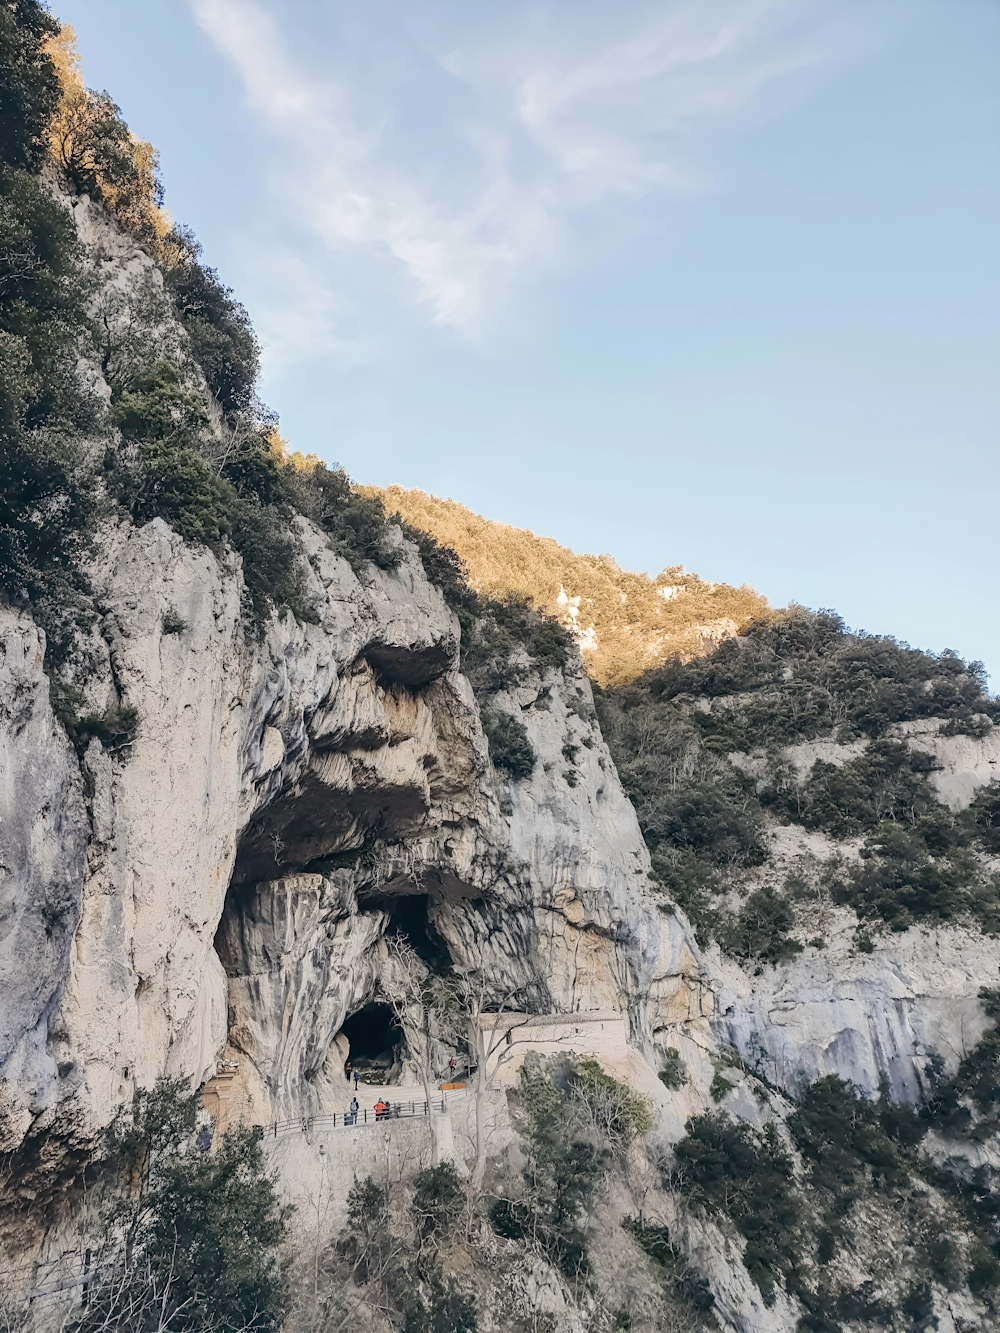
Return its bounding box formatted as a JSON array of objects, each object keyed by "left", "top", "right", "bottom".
[
  {"left": 341, "top": 1003, "right": 403, "bottom": 1080},
  {"left": 385, "top": 894, "right": 451, "bottom": 973}
]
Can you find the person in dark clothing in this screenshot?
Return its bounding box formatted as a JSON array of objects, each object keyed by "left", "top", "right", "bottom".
[
  {"left": 353, "top": 1067, "right": 360, "bottom": 1090},
  {"left": 344, "top": 1060, "right": 352, "bottom": 1083}
]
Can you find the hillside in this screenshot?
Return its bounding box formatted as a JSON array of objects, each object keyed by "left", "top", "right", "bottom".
[
  {"left": 3, "top": 8, "right": 1000, "bottom": 1333},
  {"left": 362, "top": 484, "right": 773, "bottom": 685}
]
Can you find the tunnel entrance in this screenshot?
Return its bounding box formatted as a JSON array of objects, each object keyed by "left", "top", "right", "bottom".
[{"left": 341, "top": 1003, "right": 403, "bottom": 1080}]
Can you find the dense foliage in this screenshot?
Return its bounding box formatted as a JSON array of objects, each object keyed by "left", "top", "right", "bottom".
[
  {"left": 597, "top": 610, "right": 1000, "bottom": 953},
  {"left": 673, "top": 1057, "right": 1000, "bottom": 1331},
  {"left": 0, "top": 4, "right": 411, "bottom": 696},
  {"left": 77, "top": 1078, "right": 290, "bottom": 1332}
]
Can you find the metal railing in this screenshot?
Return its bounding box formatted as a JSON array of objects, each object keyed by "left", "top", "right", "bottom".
[{"left": 263, "top": 1094, "right": 460, "bottom": 1140}]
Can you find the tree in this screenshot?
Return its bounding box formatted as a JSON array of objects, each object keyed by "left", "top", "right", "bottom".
[
  {"left": 453, "top": 969, "right": 574, "bottom": 1193},
  {"left": 0, "top": 0, "right": 60, "bottom": 170},
  {"left": 382, "top": 934, "right": 461, "bottom": 1167},
  {"left": 76, "top": 1077, "right": 291, "bottom": 1332}
]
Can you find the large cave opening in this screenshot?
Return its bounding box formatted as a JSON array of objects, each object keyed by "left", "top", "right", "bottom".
[
  {"left": 342, "top": 1003, "right": 403, "bottom": 1078},
  {"left": 384, "top": 894, "right": 452, "bottom": 973}
]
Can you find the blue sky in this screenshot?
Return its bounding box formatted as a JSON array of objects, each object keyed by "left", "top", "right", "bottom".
[{"left": 58, "top": 0, "right": 1000, "bottom": 680}]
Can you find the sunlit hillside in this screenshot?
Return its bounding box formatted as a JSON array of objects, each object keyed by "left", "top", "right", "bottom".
[{"left": 362, "top": 485, "right": 776, "bottom": 685}]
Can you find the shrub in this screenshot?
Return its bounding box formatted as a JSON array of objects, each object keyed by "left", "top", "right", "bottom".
[
  {"left": 966, "top": 783, "right": 1000, "bottom": 854},
  {"left": 82, "top": 1077, "right": 290, "bottom": 1333},
  {"left": 491, "top": 1062, "right": 606, "bottom": 1280},
  {"left": 0, "top": 0, "right": 60, "bottom": 171},
  {"left": 620, "top": 1217, "right": 715, "bottom": 1314},
  {"left": 657, "top": 1047, "right": 686, "bottom": 1091},
  {"left": 411, "top": 1161, "right": 463, "bottom": 1254},
  {"left": 640, "top": 610, "right": 998, "bottom": 745},
  {"left": 73, "top": 702, "right": 139, "bottom": 753},
  {"left": 461, "top": 595, "right": 573, "bottom": 696},
  {"left": 673, "top": 1111, "right": 802, "bottom": 1303},
  {"left": 830, "top": 829, "right": 1000, "bottom": 935},
  {"left": 131, "top": 441, "right": 234, "bottom": 543},
  {"left": 164, "top": 231, "right": 259, "bottom": 417},
  {"left": 482, "top": 711, "right": 536, "bottom": 780},
  {"left": 161, "top": 608, "right": 185, "bottom": 634},
  {"left": 230, "top": 502, "right": 312, "bottom": 625},
  {"left": 111, "top": 359, "right": 208, "bottom": 446},
  {"left": 569, "top": 1059, "right": 654, "bottom": 1152},
  {"left": 719, "top": 887, "right": 803, "bottom": 968},
  {"left": 766, "top": 741, "right": 944, "bottom": 840}
]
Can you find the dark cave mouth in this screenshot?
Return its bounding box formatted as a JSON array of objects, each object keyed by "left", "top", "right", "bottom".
[{"left": 341, "top": 1002, "right": 403, "bottom": 1070}]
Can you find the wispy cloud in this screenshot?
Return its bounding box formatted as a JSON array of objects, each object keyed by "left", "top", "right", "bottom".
[{"left": 191, "top": 0, "right": 857, "bottom": 349}]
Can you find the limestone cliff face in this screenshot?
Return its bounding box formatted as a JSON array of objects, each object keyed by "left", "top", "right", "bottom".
[
  {"left": 4, "top": 182, "right": 1000, "bottom": 1333},
  {"left": 0, "top": 510, "right": 690, "bottom": 1220}
]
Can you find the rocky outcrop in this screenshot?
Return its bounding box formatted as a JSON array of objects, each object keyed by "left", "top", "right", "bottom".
[{"left": 0, "top": 510, "right": 689, "bottom": 1234}]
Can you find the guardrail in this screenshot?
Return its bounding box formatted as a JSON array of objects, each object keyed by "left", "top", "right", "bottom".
[{"left": 263, "top": 1095, "right": 460, "bottom": 1140}]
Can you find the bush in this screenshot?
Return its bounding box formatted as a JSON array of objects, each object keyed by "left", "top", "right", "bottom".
[
  {"left": 966, "top": 783, "right": 1000, "bottom": 854},
  {"left": 830, "top": 827, "right": 1000, "bottom": 935},
  {"left": 482, "top": 710, "right": 536, "bottom": 780},
  {"left": 719, "top": 886, "right": 803, "bottom": 968},
  {"left": 411, "top": 1161, "right": 463, "bottom": 1254},
  {"left": 923, "top": 987, "right": 1000, "bottom": 1139},
  {"left": 620, "top": 1217, "right": 715, "bottom": 1314},
  {"left": 111, "top": 359, "right": 208, "bottom": 446},
  {"left": 491, "top": 1062, "right": 606, "bottom": 1280},
  {"left": 230, "top": 502, "right": 311, "bottom": 624},
  {"left": 657, "top": 1047, "right": 686, "bottom": 1091},
  {"left": 73, "top": 702, "right": 139, "bottom": 753},
  {"left": 569, "top": 1059, "right": 654, "bottom": 1153},
  {"left": 673, "top": 1111, "right": 802, "bottom": 1303},
  {"left": 81, "top": 1077, "right": 290, "bottom": 1333},
  {"left": 131, "top": 440, "right": 234, "bottom": 543},
  {"left": 638, "top": 610, "right": 998, "bottom": 745},
  {"left": 0, "top": 0, "right": 60, "bottom": 171},
  {"left": 164, "top": 231, "right": 259, "bottom": 417},
  {"left": 765, "top": 741, "right": 944, "bottom": 840},
  {"left": 461, "top": 594, "right": 573, "bottom": 696}
]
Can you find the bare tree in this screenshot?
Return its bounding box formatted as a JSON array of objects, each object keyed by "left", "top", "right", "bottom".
[
  {"left": 453, "top": 968, "right": 585, "bottom": 1192},
  {"left": 381, "top": 935, "right": 460, "bottom": 1166}
]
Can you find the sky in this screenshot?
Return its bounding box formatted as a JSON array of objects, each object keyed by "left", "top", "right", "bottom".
[{"left": 57, "top": 0, "right": 1000, "bottom": 681}]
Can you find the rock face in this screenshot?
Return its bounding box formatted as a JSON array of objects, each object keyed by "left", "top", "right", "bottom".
[
  {"left": 0, "top": 511, "right": 687, "bottom": 1231},
  {"left": 4, "top": 188, "right": 999, "bottom": 1332}
]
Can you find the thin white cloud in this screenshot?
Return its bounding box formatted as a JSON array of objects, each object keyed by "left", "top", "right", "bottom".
[{"left": 191, "top": 0, "right": 857, "bottom": 345}]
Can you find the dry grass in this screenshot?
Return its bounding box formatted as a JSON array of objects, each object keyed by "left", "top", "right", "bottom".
[{"left": 362, "top": 485, "right": 778, "bottom": 686}]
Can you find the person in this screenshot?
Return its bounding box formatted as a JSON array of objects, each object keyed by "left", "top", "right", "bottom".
[
  {"left": 350, "top": 1096, "right": 359, "bottom": 1116},
  {"left": 346, "top": 1095, "right": 359, "bottom": 1126},
  {"left": 448, "top": 1056, "right": 455, "bottom": 1076},
  {"left": 353, "top": 1067, "right": 360, "bottom": 1090},
  {"left": 344, "top": 1060, "right": 352, "bottom": 1083},
  {"left": 374, "top": 1100, "right": 387, "bottom": 1120}
]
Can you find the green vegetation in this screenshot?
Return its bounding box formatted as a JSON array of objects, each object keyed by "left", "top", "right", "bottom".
[
  {"left": 671, "top": 1045, "right": 1000, "bottom": 1331},
  {"left": 645, "top": 610, "right": 998, "bottom": 747},
  {"left": 322, "top": 1166, "right": 477, "bottom": 1332},
  {"left": 78, "top": 1077, "right": 290, "bottom": 1332},
  {"left": 620, "top": 1216, "right": 715, "bottom": 1315},
  {"left": 597, "top": 609, "right": 1000, "bottom": 954},
  {"left": 675, "top": 1111, "right": 802, "bottom": 1303},
  {"left": 0, "top": 5, "right": 409, "bottom": 701},
  {"left": 657, "top": 1047, "right": 686, "bottom": 1091},
  {"left": 491, "top": 1061, "right": 607, "bottom": 1280},
  {"left": 481, "top": 710, "right": 536, "bottom": 780}
]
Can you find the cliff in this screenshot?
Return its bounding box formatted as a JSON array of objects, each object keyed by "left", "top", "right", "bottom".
[{"left": 3, "top": 15, "right": 1000, "bottom": 1327}]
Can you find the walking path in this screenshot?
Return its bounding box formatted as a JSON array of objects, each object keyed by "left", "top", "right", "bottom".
[{"left": 262, "top": 1084, "right": 468, "bottom": 1140}]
